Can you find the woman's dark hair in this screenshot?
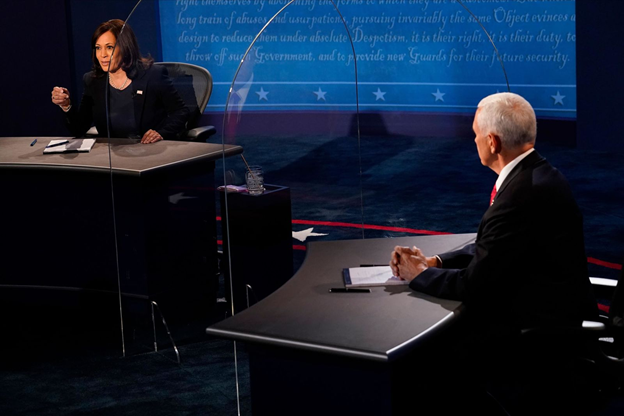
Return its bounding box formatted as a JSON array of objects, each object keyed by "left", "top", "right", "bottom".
[{"left": 91, "top": 19, "right": 153, "bottom": 79}]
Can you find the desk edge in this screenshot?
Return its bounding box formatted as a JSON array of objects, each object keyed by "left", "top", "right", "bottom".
[
  {"left": 206, "top": 307, "right": 462, "bottom": 363},
  {"left": 0, "top": 144, "right": 243, "bottom": 176},
  {"left": 205, "top": 328, "right": 390, "bottom": 362},
  {"left": 386, "top": 308, "right": 463, "bottom": 361}
]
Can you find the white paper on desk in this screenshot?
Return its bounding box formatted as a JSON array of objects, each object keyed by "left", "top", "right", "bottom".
[
  {"left": 43, "top": 139, "right": 96, "bottom": 154},
  {"left": 343, "top": 266, "right": 408, "bottom": 287}
]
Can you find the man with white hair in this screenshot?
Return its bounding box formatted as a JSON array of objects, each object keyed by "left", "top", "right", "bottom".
[{"left": 390, "top": 92, "right": 596, "bottom": 413}]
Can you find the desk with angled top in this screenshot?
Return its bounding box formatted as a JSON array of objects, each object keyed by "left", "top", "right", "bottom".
[
  {"left": 0, "top": 137, "right": 242, "bottom": 319},
  {"left": 207, "top": 233, "right": 476, "bottom": 415}
]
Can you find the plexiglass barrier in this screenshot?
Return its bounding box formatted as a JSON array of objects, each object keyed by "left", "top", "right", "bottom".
[
  {"left": 215, "top": 2, "right": 521, "bottom": 412},
  {"left": 219, "top": 0, "right": 519, "bottom": 314},
  {"left": 217, "top": 0, "right": 575, "bottom": 411},
  {"left": 220, "top": 1, "right": 362, "bottom": 315},
  {"left": 108, "top": 2, "right": 229, "bottom": 359},
  {"left": 356, "top": 1, "right": 514, "bottom": 240}
]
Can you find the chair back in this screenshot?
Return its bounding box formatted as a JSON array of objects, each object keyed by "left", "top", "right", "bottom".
[
  {"left": 155, "top": 62, "right": 213, "bottom": 130},
  {"left": 609, "top": 257, "right": 623, "bottom": 329}
]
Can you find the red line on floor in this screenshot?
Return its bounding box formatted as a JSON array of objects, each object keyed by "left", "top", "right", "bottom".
[
  {"left": 291, "top": 219, "right": 452, "bottom": 235},
  {"left": 216, "top": 217, "right": 622, "bottom": 270},
  {"left": 598, "top": 303, "right": 610, "bottom": 314},
  {"left": 587, "top": 257, "right": 622, "bottom": 271}
]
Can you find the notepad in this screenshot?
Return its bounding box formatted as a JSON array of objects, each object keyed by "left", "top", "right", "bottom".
[
  {"left": 343, "top": 266, "right": 408, "bottom": 288},
  {"left": 43, "top": 139, "right": 96, "bottom": 154}
]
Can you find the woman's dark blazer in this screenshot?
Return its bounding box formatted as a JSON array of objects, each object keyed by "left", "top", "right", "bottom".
[{"left": 65, "top": 65, "right": 189, "bottom": 140}]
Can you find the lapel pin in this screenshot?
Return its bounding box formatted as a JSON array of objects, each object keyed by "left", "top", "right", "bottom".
[{"left": 137, "top": 90, "right": 143, "bottom": 95}]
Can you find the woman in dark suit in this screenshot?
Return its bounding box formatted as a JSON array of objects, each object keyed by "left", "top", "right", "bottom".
[{"left": 51, "top": 19, "right": 189, "bottom": 143}]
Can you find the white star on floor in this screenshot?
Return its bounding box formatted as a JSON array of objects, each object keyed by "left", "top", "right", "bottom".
[
  {"left": 313, "top": 88, "right": 327, "bottom": 101},
  {"left": 292, "top": 227, "right": 328, "bottom": 242},
  {"left": 372, "top": 88, "right": 386, "bottom": 101},
  {"left": 256, "top": 87, "right": 269, "bottom": 101},
  {"left": 551, "top": 91, "right": 565, "bottom": 106},
  {"left": 169, "top": 192, "right": 197, "bottom": 205},
  {"left": 432, "top": 88, "right": 445, "bottom": 102}
]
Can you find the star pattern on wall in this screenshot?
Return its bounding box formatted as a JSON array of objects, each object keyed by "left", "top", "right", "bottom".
[
  {"left": 551, "top": 91, "right": 565, "bottom": 106},
  {"left": 256, "top": 87, "right": 269, "bottom": 101},
  {"left": 313, "top": 88, "right": 327, "bottom": 101},
  {"left": 372, "top": 88, "right": 386, "bottom": 101},
  {"left": 432, "top": 88, "right": 446, "bottom": 102},
  {"left": 219, "top": 85, "right": 573, "bottom": 114}
]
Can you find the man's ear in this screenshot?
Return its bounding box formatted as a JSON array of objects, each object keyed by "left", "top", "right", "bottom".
[{"left": 489, "top": 134, "right": 502, "bottom": 154}]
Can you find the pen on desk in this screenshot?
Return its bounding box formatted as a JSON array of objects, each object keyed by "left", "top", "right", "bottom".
[
  {"left": 46, "top": 140, "right": 69, "bottom": 148},
  {"left": 30, "top": 139, "right": 37, "bottom": 146},
  {"left": 329, "top": 288, "right": 371, "bottom": 293}
]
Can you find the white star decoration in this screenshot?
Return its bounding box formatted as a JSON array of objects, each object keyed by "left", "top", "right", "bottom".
[
  {"left": 372, "top": 88, "right": 386, "bottom": 101},
  {"left": 551, "top": 91, "right": 565, "bottom": 106},
  {"left": 313, "top": 88, "right": 327, "bottom": 101},
  {"left": 168, "top": 192, "right": 196, "bottom": 205},
  {"left": 292, "top": 227, "right": 328, "bottom": 242},
  {"left": 230, "top": 87, "right": 572, "bottom": 108},
  {"left": 432, "top": 88, "right": 445, "bottom": 102},
  {"left": 256, "top": 87, "right": 269, "bottom": 101}
]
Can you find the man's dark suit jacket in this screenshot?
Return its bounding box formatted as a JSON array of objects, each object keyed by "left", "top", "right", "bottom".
[
  {"left": 65, "top": 65, "right": 189, "bottom": 140},
  {"left": 410, "top": 150, "right": 596, "bottom": 332}
]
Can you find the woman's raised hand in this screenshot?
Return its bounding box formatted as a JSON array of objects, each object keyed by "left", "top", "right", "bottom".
[{"left": 51, "top": 86, "right": 71, "bottom": 109}]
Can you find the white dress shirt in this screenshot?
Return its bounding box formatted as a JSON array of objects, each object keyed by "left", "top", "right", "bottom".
[{"left": 495, "top": 147, "right": 535, "bottom": 192}]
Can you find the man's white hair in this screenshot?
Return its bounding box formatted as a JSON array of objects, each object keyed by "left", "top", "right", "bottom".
[{"left": 476, "top": 92, "right": 537, "bottom": 149}]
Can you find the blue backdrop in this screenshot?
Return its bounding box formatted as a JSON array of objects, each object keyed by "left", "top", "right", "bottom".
[{"left": 159, "top": 0, "right": 576, "bottom": 118}]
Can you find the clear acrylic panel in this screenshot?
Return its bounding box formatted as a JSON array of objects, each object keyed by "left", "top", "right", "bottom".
[
  {"left": 220, "top": 1, "right": 362, "bottom": 315},
  {"left": 1, "top": 1, "right": 143, "bottom": 364},
  {"left": 26, "top": 0, "right": 242, "bottom": 404},
  {"left": 46, "top": 1, "right": 163, "bottom": 358},
  {"left": 109, "top": 0, "right": 250, "bottom": 412},
  {"left": 348, "top": 1, "right": 574, "bottom": 243},
  {"left": 104, "top": 2, "right": 226, "bottom": 358}
]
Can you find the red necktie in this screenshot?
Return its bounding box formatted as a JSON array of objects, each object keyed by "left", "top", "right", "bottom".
[{"left": 490, "top": 184, "right": 497, "bottom": 206}]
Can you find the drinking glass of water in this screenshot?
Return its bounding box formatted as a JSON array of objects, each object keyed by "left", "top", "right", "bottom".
[{"left": 245, "top": 166, "right": 265, "bottom": 195}]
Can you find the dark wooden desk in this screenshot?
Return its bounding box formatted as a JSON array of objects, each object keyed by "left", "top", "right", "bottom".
[
  {"left": 207, "top": 233, "right": 476, "bottom": 415},
  {"left": 0, "top": 137, "right": 242, "bottom": 320},
  {"left": 0, "top": 136, "right": 240, "bottom": 174}
]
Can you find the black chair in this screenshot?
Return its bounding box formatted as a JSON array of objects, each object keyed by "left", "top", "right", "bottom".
[
  {"left": 86, "top": 62, "right": 217, "bottom": 141},
  {"left": 155, "top": 62, "right": 216, "bottom": 142},
  {"left": 514, "top": 260, "right": 624, "bottom": 414},
  {"left": 524, "top": 270, "right": 624, "bottom": 379},
  {"left": 587, "top": 274, "right": 624, "bottom": 371}
]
